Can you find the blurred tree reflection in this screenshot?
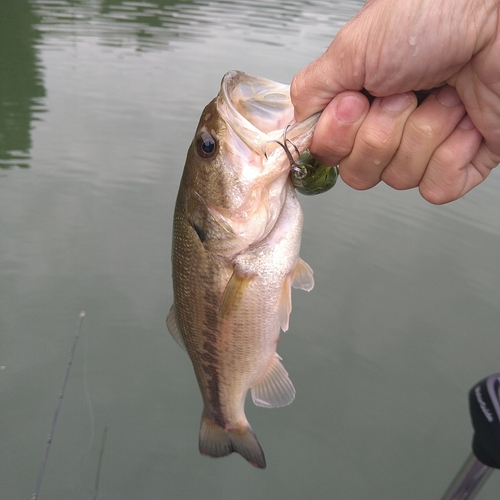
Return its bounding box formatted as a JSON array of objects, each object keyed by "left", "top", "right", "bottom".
[{"left": 0, "top": 0, "right": 46, "bottom": 169}]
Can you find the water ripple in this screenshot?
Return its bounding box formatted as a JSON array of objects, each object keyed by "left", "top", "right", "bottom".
[{"left": 33, "top": 0, "right": 360, "bottom": 50}]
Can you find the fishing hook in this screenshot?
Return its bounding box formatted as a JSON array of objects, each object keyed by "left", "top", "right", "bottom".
[{"left": 273, "top": 125, "right": 308, "bottom": 179}]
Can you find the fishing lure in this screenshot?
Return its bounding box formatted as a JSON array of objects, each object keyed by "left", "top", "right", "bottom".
[
  {"left": 275, "top": 127, "right": 339, "bottom": 195},
  {"left": 290, "top": 149, "right": 338, "bottom": 196}
]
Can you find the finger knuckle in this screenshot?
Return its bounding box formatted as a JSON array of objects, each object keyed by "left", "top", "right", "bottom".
[
  {"left": 419, "top": 177, "right": 456, "bottom": 205},
  {"left": 339, "top": 167, "right": 378, "bottom": 190},
  {"left": 289, "top": 74, "right": 303, "bottom": 104},
  {"left": 381, "top": 161, "right": 417, "bottom": 190},
  {"left": 431, "top": 143, "right": 457, "bottom": 171},
  {"left": 408, "top": 118, "right": 441, "bottom": 140},
  {"left": 358, "top": 126, "right": 395, "bottom": 154},
  {"left": 311, "top": 143, "right": 349, "bottom": 165}
]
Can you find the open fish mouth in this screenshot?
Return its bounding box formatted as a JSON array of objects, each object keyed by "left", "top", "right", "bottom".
[{"left": 217, "top": 70, "right": 319, "bottom": 157}]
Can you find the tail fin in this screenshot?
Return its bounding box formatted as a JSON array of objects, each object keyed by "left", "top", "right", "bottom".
[{"left": 199, "top": 414, "right": 266, "bottom": 469}]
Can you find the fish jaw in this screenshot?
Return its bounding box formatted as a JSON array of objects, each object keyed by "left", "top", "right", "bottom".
[
  {"left": 217, "top": 70, "right": 320, "bottom": 179},
  {"left": 181, "top": 71, "right": 319, "bottom": 259}
]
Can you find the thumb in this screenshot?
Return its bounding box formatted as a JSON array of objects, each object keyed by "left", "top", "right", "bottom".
[{"left": 290, "top": 28, "right": 366, "bottom": 122}]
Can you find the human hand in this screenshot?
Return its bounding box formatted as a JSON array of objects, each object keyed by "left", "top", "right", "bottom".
[{"left": 291, "top": 0, "right": 500, "bottom": 204}]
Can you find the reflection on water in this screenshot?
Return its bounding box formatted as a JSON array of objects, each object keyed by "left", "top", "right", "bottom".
[
  {"left": 1, "top": 0, "right": 352, "bottom": 169},
  {"left": 34, "top": 0, "right": 208, "bottom": 48},
  {"left": 1, "top": 0, "right": 500, "bottom": 499},
  {"left": 0, "top": 1, "right": 45, "bottom": 169},
  {"left": 33, "top": 0, "right": 346, "bottom": 49}
]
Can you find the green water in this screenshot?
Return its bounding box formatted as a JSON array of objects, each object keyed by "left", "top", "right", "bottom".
[{"left": 1, "top": 1, "right": 500, "bottom": 499}]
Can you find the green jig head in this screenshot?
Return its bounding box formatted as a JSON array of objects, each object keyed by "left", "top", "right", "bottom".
[{"left": 290, "top": 150, "right": 339, "bottom": 196}]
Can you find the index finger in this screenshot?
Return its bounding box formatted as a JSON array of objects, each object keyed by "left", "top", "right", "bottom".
[
  {"left": 290, "top": 59, "right": 345, "bottom": 122},
  {"left": 290, "top": 27, "right": 367, "bottom": 122}
]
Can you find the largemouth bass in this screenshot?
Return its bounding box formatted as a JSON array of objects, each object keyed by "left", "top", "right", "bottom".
[{"left": 168, "top": 71, "right": 319, "bottom": 469}]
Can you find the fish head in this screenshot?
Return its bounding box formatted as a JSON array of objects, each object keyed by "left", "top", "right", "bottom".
[{"left": 179, "top": 70, "right": 319, "bottom": 258}]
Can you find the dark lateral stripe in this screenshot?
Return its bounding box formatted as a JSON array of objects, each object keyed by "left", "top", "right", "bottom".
[
  {"left": 202, "top": 351, "right": 218, "bottom": 365},
  {"left": 203, "top": 340, "right": 217, "bottom": 355},
  {"left": 204, "top": 305, "right": 218, "bottom": 329},
  {"left": 202, "top": 362, "right": 225, "bottom": 427},
  {"left": 201, "top": 328, "right": 217, "bottom": 344},
  {"left": 200, "top": 321, "right": 225, "bottom": 426}
]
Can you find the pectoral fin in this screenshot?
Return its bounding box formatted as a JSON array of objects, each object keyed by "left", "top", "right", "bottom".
[
  {"left": 278, "top": 277, "right": 292, "bottom": 332},
  {"left": 251, "top": 353, "right": 295, "bottom": 408},
  {"left": 220, "top": 270, "right": 252, "bottom": 318},
  {"left": 278, "top": 258, "right": 314, "bottom": 332},
  {"left": 291, "top": 258, "right": 314, "bottom": 291},
  {"left": 166, "top": 304, "right": 186, "bottom": 350}
]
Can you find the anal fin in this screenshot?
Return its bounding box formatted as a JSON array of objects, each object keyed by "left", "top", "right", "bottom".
[{"left": 251, "top": 353, "right": 295, "bottom": 408}]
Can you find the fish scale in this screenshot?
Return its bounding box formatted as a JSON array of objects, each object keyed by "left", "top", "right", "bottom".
[{"left": 168, "top": 71, "right": 318, "bottom": 468}]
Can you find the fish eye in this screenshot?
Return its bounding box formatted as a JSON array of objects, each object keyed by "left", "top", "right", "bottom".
[{"left": 196, "top": 132, "right": 217, "bottom": 159}]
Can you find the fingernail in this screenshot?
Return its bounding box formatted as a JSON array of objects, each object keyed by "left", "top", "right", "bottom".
[
  {"left": 380, "top": 93, "right": 411, "bottom": 112},
  {"left": 437, "top": 86, "right": 462, "bottom": 107},
  {"left": 457, "top": 114, "right": 475, "bottom": 130},
  {"left": 336, "top": 94, "right": 366, "bottom": 123}
]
